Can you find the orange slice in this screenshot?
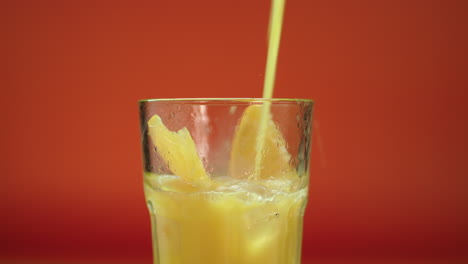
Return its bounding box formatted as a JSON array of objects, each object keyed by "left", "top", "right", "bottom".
[
  {"left": 147, "top": 115, "right": 212, "bottom": 188},
  {"left": 229, "top": 105, "right": 293, "bottom": 179}
]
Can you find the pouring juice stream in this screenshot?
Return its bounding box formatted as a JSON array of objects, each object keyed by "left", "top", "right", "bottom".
[{"left": 255, "top": 0, "right": 286, "bottom": 180}]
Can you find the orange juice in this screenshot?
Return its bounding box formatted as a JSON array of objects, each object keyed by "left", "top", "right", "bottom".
[{"left": 144, "top": 174, "right": 307, "bottom": 264}]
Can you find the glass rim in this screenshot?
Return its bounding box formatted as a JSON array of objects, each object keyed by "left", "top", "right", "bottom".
[{"left": 138, "top": 98, "right": 314, "bottom": 104}]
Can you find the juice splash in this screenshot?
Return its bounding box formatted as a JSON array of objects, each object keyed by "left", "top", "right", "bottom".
[
  {"left": 147, "top": 114, "right": 213, "bottom": 188},
  {"left": 230, "top": 105, "right": 293, "bottom": 180}
]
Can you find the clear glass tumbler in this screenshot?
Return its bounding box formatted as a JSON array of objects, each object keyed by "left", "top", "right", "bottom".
[{"left": 138, "top": 98, "right": 314, "bottom": 264}]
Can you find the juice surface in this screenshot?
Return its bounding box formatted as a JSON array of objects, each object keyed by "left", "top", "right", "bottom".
[{"left": 144, "top": 174, "right": 307, "bottom": 264}]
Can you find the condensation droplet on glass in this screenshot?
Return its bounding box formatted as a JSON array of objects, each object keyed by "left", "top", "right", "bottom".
[
  {"left": 147, "top": 200, "right": 155, "bottom": 214},
  {"left": 229, "top": 106, "right": 237, "bottom": 115},
  {"left": 289, "top": 157, "right": 296, "bottom": 169}
]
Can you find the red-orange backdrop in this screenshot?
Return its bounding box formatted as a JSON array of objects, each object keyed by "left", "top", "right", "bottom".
[{"left": 2, "top": 0, "right": 467, "bottom": 261}]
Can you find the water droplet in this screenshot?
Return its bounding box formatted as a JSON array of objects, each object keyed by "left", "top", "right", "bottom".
[
  {"left": 147, "top": 200, "right": 155, "bottom": 214},
  {"left": 229, "top": 106, "right": 237, "bottom": 114}
]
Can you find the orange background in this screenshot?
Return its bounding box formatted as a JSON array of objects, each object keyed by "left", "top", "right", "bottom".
[{"left": 2, "top": 0, "right": 467, "bottom": 262}]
